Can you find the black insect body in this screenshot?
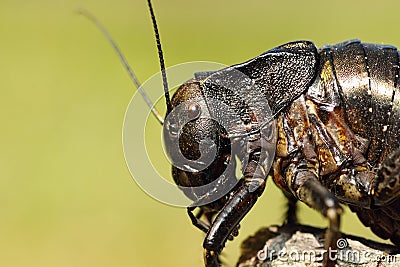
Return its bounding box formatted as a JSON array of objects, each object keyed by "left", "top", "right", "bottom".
[
  {"left": 81, "top": 2, "right": 400, "bottom": 266},
  {"left": 164, "top": 39, "right": 400, "bottom": 266}
]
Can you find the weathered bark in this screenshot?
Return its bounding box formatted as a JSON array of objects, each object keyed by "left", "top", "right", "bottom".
[{"left": 237, "top": 224, "right": 400, "bottom": 267}]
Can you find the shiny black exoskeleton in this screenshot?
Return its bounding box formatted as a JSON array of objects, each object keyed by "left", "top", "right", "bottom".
[
  {"left": 81, "top": 2, "right": 400, "bottom": 265},
  {"left": 164, "top": 39, "right": 400, "bottom": 267}
]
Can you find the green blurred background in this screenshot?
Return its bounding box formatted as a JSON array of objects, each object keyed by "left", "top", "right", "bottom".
[{"left": 1, "top": 0, "right": 400, "bottom": 266}]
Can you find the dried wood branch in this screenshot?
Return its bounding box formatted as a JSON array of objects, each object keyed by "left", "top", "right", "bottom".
[{"left": 237, "top": 224, "right": 400, "bottom": 267}]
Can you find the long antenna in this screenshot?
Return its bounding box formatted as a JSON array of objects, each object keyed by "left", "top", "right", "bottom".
[
  {"left": 78, "top": 9, "right": 165, "bottom": 125},
  {"left": 146, "top": 0, "right": 173, "bottom": 114}
]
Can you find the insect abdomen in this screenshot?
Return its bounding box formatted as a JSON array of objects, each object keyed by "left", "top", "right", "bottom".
[
  {"left": 307, "top": 40, "right": 400, "bottom": 244},
  {"left": 311, "top": 40, "right": 400, "bottom": 166},
  {"left": 333, "top": 40, "right": 400, "bottom": 165}
]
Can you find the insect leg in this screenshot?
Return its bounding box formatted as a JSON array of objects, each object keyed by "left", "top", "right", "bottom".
[
  {"left": 187, "top": 207, "right": 210, "bottom": 233},
  {"left": 285, "top": 196, "right": 298, "bottom": 225},
  {"left": 348, "top": 149, "right": 400, "bottom": 246},
  {"left": 203, "top": 177, "right": 266, "bottom": 267},
  {"left": 374, "top": 148, "right": 400, "bottom": 206},
  {"left": 288, "top": 159, "right": 342, "bottom": 267},
  {"left": 328, "top": 164, "right": 375, "bottom": 207},
  {"left": 202, "top": 137, "right": 270, "bottom": 267}
]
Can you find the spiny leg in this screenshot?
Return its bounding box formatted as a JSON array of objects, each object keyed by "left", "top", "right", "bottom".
[
  {"left": 203, "top": 177, "right": 266, "bottom": 267},
  {"left": 203, "top": 138, "right": 270, "bottom": 267},
  {"left": 323, "top": 148, "right": 400, "bottom": 248},
  {"left": 374, "top": 148, "right": 400, "bottom": 243},
  {"left": 187, "top": 188, "right": 241, "bottom": 240},
  {"left": 374, "top": 148, "right": 400, "bottom": 205},
  {"left": 188, "top": 206, "right": 229, "bottom": 266},
  {"left": 186, "top": 169, "right": 238, "bottom": 235},
  {"left": 200, "top": 123, "right": 274, "bottom": 266},
  {"left": 348, "top": 148, "right": 400, "bottom": 245}
]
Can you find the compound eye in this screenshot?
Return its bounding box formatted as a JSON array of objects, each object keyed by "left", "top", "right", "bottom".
[{"left": 187, "top": 102, "right": 201, "bottom": 120}]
